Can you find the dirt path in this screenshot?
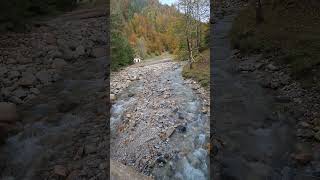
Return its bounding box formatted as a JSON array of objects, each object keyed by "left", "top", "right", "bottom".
[
  {"left": 0, "top": 9, "right": 108, "bottom": 180},
  {"left": 110, "top": 59, "right": 210, "bottom": 179}
]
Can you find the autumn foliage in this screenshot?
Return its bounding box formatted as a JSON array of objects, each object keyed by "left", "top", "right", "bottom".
[{"left": 111, "top": 0, "right": 209, "bottom": 70}]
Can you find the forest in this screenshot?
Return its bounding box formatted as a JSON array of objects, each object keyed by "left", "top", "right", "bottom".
[{"left": 110, "top": 0, "right": 210, "bottom": 73}]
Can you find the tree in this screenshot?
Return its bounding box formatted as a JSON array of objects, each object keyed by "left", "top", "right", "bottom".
[{"left": 177, "top": 0, "right": 209, "bottom": 68}]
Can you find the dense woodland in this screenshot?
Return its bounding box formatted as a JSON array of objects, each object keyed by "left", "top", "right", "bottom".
[{"left": 111, "top": 0, "right": 210, "bottom": 71}]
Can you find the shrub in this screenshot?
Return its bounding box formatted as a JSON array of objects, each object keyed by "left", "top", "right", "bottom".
[{"left": 111, "top": 32, "right": 134, "bottom": 71}]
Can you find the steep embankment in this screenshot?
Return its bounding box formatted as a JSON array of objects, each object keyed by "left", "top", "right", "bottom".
[
  {"left": 213, "top": 0, "right": 320, "bottom": 179},
  {"left": 0, "top": 8, "right": 108, "bottom": 180},
  {"left": 230, "top": 0, "right": 320, "bottom": 87}
]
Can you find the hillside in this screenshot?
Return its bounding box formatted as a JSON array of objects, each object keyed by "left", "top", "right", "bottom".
[
  {"left": 230, "top": 0, "right": 320, "bottom": 87},
  {"left": 110, "top": 0, "right": 209, "bottom": 71}
]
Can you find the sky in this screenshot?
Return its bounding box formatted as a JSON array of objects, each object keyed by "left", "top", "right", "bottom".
[
  {"left": 159, "top": 0, "right": 177, "bottom": 5},
  {"left": 159, "top": 0, "right": 209, "bottom": 22}
]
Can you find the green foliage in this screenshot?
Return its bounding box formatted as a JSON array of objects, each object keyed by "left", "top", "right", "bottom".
[
  {"left": 128, "top": 0, "right": 148, "bottom": 19},
  {"left": 136, "top": 37, "right": 147, "bottom": 58},
  {"left": 174, "top": 49, "right": 189, "bottom": 61},
  {"left": 111, "top": 32, "right": 134, "bottom": 71},
  {"left": 111, "top": 0, "right": 209, "bottom": 74},
  {"left": 182, "top": 49, "right": 210, "bottom": 89}
]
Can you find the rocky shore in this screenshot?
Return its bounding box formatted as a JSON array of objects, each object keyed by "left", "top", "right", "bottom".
[{"left": 232, "top": 49, "right": 320, "bottom": 174}]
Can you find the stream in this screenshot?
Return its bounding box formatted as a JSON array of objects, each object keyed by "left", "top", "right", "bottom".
[
  {"left": 212, "top": 7, "right": 320, "bottom": 180},
  {"left": 110, "top": 61, "right": 210, "bottom": 180}
]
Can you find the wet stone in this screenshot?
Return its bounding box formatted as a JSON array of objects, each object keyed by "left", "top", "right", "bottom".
[{"left": 176, "top": 125, "right": 187, "bottom": 133}]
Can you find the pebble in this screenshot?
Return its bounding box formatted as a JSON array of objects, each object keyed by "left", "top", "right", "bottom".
[{"left": 53, "top": 165, "right": 68, "bottom": 177}]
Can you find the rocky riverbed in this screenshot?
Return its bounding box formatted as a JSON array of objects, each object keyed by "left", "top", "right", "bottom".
[
  {"left": 110, "top": 60, "right": 210, "bottom": 179},
  {"left": 0, "top": 8, "right": 109, "bottom": 180},
  {"left": 231, "top": 50, "right": 320, "bottom": 178},
  {"left": 212, "top": 0, "right": 320, "bottom": 179}
]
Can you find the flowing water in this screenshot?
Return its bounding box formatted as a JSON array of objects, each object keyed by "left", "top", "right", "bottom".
[
  {"left": 0, "top": 57, "right": 107, "bottom": 180},
  {"left": 110, "top": 61, "right": 209, "bottom": 180}
]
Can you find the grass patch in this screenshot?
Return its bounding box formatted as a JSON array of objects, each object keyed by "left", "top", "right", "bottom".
[
  {"left": 230, "top": 1, "right": 320, "bottom": 86},
  {"left": 182, "top": 49, "right": 210, "bottom": 89}
]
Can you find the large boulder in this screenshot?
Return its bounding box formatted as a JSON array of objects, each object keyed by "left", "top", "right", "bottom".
[{"left": 19, "top": 72, "right": 36, "bottom": 86}]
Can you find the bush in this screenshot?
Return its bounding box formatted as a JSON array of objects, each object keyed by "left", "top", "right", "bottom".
[
  {"left": 111, "top": 32, "right": 134, "bottom": 71},
  {"left": 174, "top": 49, "right": 189, "bottom": 61}
]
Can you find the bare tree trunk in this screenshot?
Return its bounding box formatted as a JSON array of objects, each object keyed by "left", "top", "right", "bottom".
[
  {"left": 255, "top": 0, "right": 264, "bottom": 24},
  {"left": 196, "top": 1, "right": 200, "bottom": 53},
  {"left": 197, "top": 21, "right": 201, "bottom": 53},
  {"left": 187, "top": 37, "right": 193, "bottom": 69}
]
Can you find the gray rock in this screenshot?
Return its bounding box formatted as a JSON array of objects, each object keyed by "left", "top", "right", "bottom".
[
  {"left": 19, "top": 72, "right": 36, "bottom": 86},
  {"left": 6, "top": 58, "right": 17, "bottom": 64},
  {"left": 48, "top": 49, "right": 63, "bottom": 59},
  {"left": 297, "top": 128, "right": 313, "bottom": 138},
  {"left": 17, "top": 57, "right": 32, "bottom": 64},
  {"left": 63, "top": 49, "right": 75, "bottom": 60},
  {"left": 9, "top": 96, "right": 23, "bottom": 104},
  {"left": 85, "top": 144, "right": 97, "bottom": 154},
  {"left": 8, "top": 71, "right": 20, "bottom": 79},
  {"left": 36, "top": 70, "right": 51, "bottom": 84},
  {"left": 75, "top": 45, "right": 85, "bottom": 57},
  {"left": 1, "top": 88, "right": 11, "bottom": 97},
  {"left": 57, "top": 38, "right": 68, "bottom": 50},
  {"left": 238, "top": 62, "right": 256, "bottom": 72},
  {"left": 0, "top": 67, "right": 8, "bottom": 76},
  {"left": 52, "top": 58, "right": 67, "bottom": 70},
  {"left": 13, "top": 88, "right": 27, "bottom": 98},
  {"left": 25, "top": 94, "right": 36, "bottom": 102},
  {"left": 46, "top": 33, "right": 56, "bottom": 44},
  {"left": 266, "top": 63, "right": 278, "bottom": 71},
  {"left": 30, "top": 88, "right": 40, "bottom": 95}
]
